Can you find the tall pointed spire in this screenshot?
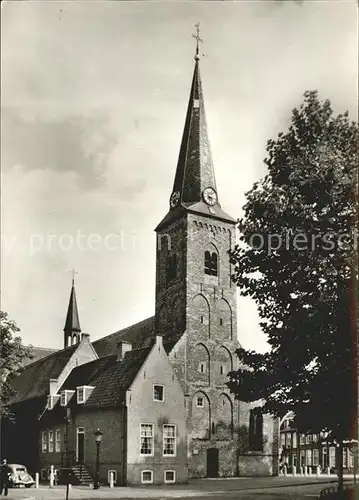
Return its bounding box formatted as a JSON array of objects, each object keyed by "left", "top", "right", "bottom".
[
  {"left": 156, "top": 25, "right": 235, "bottom": 231},
  {"left": 172, "top": 23, "right": 218, "bottom": 207},
  {"left": 63, "top": 269, "right": 81, "bottom": 348}
]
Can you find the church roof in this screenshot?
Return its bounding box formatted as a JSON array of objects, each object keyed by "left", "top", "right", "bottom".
[
  {"left": 92, "top": 316, "right": 155, "bottom": 357},
  {"left": 9, "top": 344, "right": 78, "bottom": 404},
  {"left": 64, "top": 279, "right": 81, "bottom": 334},
  {"left": 22, "top": 347, "right": 59, "bottom": 367}
]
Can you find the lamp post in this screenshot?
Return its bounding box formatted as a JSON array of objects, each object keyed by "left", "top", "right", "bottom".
[
  {"left": 64, "top": 409, "right": 71, "bottom": 500},
  {"left": 93, "top": 429, "right": 103, "bottom": 490}
]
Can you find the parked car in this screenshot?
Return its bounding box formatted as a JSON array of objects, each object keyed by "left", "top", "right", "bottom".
[{"left": 7, "top": 464, "right": 35, "bottom": 488}]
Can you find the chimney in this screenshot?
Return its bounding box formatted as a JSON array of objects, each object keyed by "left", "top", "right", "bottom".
[
  {"left": 81, "top": 333, "right": 90, "bottom": 341},
  {"left": 117, "top": 341, "right": 132, "bottom": 362}
]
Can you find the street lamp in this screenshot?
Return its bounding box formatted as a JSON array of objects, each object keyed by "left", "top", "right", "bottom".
[{"left": 93, "top": 429, "right": 103, "bottom": 490}]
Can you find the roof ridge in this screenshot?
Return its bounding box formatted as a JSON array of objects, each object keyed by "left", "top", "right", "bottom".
[{"left": 93, "top": 316, "right": 155, "bottom": 344}]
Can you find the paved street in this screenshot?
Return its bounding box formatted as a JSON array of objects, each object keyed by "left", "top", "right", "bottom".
[{"left": 3, "top": 477, "right": 355, "bottom": 500}]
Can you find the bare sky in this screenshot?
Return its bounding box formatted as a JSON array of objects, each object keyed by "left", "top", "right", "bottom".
[{"left": 1, "top": 0, "right": 357, "bottom": 352}]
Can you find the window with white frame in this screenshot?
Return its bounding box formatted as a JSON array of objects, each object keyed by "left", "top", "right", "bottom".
[
  {"left": 141, "top": 470, "right": 153, "bottom": 484},
  {"left": 55, "top": 429, "right": 61, "bottom": 452},
  {"left": 196, "top": 396, "right": 204, "bottom": 408},
  {"left": 306, "top": 449, "right": 312, "bottom": 466},
  {"left": 313, "top": 449, "right": 319, "bottom": 466},
  {"left": 349, "top": 450, "right": 354, "bottom": 468},
  {"left": 329, "top": 447, "right": 336, "bottom": 467},
  {"left": 164, "top": 470, "right": 175, "bottom": 483},
  {"left": 300, "top": 434, "right": 305, "bottom": 445},
  {"left": 48, "top": 430, "right": 54, "bottom": 452},
  {"left": 47, "top": 395, "right": 56, "bottom": 410},
  {"left": 163, "top": 424, "right": 176, "bottom": 456},
  {"left": 77, "top": 387, "right": 85, "bottom": 404},
  {"left": 60, "top": 392, "right": 67, "bottom": 406},
  {"left": 140, "top": 424, "right": 154, "bottom": 456},
  {"left": 343, "top": 448, "right": 348, "bottom": 468},
  {"left": 153, "top": 385, "right": 164, "bottom": 402},
  {"left": 293, "top": 433, "right": 297, "bottom": 448},
  {"left": 42, "top": 431, "right": 48, "bottom": 453}
]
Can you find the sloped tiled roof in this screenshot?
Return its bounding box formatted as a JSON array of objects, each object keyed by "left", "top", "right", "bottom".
[
  {"left": 59, "top": 346, "right": 152, "bottom": 408},
  {"left": 84, "top": 346, "right": 152, "bottom": 408},
  {"left": 92, "top": 317, "right": 155, "bottom": 358},
  {"left": 23, "top": 347, "right": 59, "bottom": 367},
  {"left": 10, "top": 344, "right": 78, "bottom": 404},
  {"left": 61, "top": 355, "right": 117, "bottom": 391}
]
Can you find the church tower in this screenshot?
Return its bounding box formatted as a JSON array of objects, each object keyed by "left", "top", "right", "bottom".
[
  {"left": 155, "top": 27, "right": 243, "bottom": 477},
  {"left": 63, "top": 274, "right": 82, "bottom": 348}
]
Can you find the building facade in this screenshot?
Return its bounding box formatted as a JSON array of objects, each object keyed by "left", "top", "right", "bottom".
[
  {"left": 3, "top": 45, "right": 279, "bottom": 482},
  {"left": 279, "top": 413, "right": 357, "bottom": 474}
]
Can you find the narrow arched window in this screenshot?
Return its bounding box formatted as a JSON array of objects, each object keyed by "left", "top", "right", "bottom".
[
  {"left": 204, "top": 251, "right": 218, "bottom": 276},
  {"left": 167, "top": 253, "right": 178, "bottom": 284},
  {"left": 249, "top": 410, "right": 263, "bottom": 451},
  {"left": 210, "top": 252, "right": 218, "bottom": 276}
]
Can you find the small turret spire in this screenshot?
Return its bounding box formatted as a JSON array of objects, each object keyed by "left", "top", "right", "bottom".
[{"left": 63, "top": 269, "right": 81, "bottom": 349}]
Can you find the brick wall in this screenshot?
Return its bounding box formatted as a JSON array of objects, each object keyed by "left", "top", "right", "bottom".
[
  {"left": 126, "top": 338, "right": 188, "bottom": 485},
  {"left": 156, "top": 211, "right": 278, "bottom": 477}
]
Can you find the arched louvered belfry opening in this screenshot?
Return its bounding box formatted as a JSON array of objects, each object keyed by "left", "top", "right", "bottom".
[{"left": 204, "top": 250, "right": 218, "bottom": 277}]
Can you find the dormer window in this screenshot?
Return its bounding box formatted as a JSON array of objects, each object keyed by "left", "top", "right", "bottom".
[
  {"left": 60, "top": 390, "right": 75, "bottom": 407},
  {"left": 47, "top": 395, "right": 59, "bottom": 410},
  {"left": 204, "top": 251, "right": 218, "bottom": 276},
  {"left": 77, "top": 387, "right": 85, "bottom": 404},
  {"left": 77, "top": 386, "right": 95, "bottom": 404}
]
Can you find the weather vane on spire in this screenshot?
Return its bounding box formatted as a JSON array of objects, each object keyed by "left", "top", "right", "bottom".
[
  {"left": 70, "top": 268, "right": 78, "bottom": 285},
  {"left": 192, "top": 22, "right": 203, "bottom": 60}
]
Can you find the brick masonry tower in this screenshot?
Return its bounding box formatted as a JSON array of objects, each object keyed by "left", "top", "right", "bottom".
[
  {"left": 155, "top": 31, "right": 243, "bottom": 477},
  {"left": 155, "top": 28, "right": 279, "bottom": 478}
]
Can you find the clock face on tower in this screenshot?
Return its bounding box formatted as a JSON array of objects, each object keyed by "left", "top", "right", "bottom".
[
  {"left": 170, "top": 190, "right": 180, "bottom": 208},
  {"left": 202, "top": 187, "right": 217, "bottom": 206}
]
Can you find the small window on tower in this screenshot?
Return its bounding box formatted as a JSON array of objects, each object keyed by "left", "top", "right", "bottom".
[
  {"left": 200, "top": 315, "right": 204, "bottom": 324},
  {"left": 220, "top": 365, "right": 224, "bottom": 375},
  {"left": 196, "top": 396, "right": 204, "bottom": 408},
  {"left": 198, "top": 363, "right": 206, "bottom": 373},
  {"left": 220, "top": 318, "right": 223, "bottom": 326}
]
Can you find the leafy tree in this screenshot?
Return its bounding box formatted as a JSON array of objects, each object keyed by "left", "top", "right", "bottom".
[
  {"left": 227, "top": 91, "right": 358, "bottom": 489},
  {"left": 0, "top": 311, "right": 32, "bottom": 418}
]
